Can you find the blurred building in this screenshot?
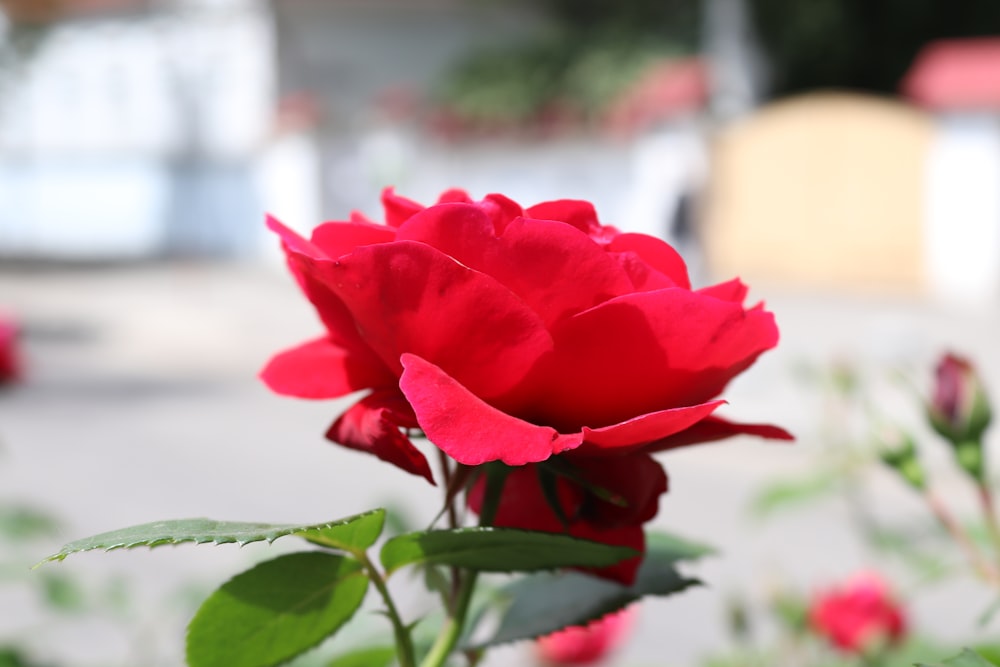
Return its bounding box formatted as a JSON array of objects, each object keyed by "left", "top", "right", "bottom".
[{"left": 0, "top": 0, "right": 272, "bottom": 259}]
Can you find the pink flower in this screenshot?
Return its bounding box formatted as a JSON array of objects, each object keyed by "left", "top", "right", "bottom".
[
  {"left": 536, "top": 607, "right": 636, "bottom": 666},
  {"left": 809, "top": 573, "right": 907, "bottom": 654}
]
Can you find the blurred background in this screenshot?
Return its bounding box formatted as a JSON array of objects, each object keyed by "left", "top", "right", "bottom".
[{"left": 3, "top": 0, "right": 1000, "bottom": 665}]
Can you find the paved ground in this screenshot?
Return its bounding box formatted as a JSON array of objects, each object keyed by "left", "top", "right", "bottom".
[{"left": 2, "top": 262, "right": 999, "bottom": 666}]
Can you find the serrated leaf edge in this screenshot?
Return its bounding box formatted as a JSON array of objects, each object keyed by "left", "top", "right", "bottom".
[{"left": 36, "top": 509, "right": 385, "bottom": 568}]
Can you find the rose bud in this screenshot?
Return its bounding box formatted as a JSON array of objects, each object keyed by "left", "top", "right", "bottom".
[
  {"left": 536, "top": 606, "right": 636, "bottom": 666},
  {"left": 928, "top": 353, "right": 992, "bottom": 480},
  {"left": 809, "top": 572, "right": 906, "bottom": 655}
]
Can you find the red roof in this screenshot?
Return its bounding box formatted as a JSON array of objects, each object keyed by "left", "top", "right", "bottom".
[{"left": 902, "top": 38, "right": 1000, "bottom": 110}]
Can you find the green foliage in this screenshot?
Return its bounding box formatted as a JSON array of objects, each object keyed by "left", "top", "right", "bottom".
[
  {"left": 0, "top": 648, "right": 56, "bottom": 667},
  {"left": 39, "top": 510, "right": 385, "bottom": 565},
  {"left": 36, "top": 571, "right": 86, "bottom": 613},
  {"left": 437, "top": 34, "right": 681, "bottom": 128},
  {"left": 474, "top": 528, "right": 708, "bottom": 647},
  {"left": 186, "top": 552, "right": 369, "bottom": 667},
  {"left": 917, "top": 648, "right": 1000, "bottom": 666},
  {"left": 748, "top": 0, "right": 1000, "bottom": 97},
  {"left": 379, "top": 527, "right": 638, "bottom": 575},
  {"left": 751, "top": 472, "right": 842, "bottom": 517},
  {"left": 0, "top": 505, "right": 60, "bottom": 540}
]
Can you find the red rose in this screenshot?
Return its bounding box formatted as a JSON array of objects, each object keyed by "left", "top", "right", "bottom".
[
  {"left": 262, "top": 188, "right": 790, "bottom": 582},
  {"left": 0, "top": 315, "right": 21, "bottom": 385},
  {"left": 809, "top": 573, "right": 907, "bottom": 654},
  {"left": 535, "top": 606, "right": 636, "bottom": 666}
]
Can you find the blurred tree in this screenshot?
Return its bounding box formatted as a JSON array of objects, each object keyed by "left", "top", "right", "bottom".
[{"left": 749, "top": 0, "right": 1000, "bottom": 97}]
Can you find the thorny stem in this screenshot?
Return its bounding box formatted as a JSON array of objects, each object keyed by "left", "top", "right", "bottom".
[
  {"left": 924, "top": 490, "right": 1000, "bottom": 585},
  {"left": 357, "top": 551, "right": 416, "bottom": 667}
]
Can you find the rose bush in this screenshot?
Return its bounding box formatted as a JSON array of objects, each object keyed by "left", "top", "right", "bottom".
[
  {"left": 809, "top": 572, "right": 907, "bottom": 654},
  {"left": 262, "top": 187, "right": 790, "bottom": 583}
]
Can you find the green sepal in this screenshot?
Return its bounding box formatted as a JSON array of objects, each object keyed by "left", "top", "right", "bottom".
[
  {"left": 186, "top": 551, "right": 369, "bottom": 667},
  {"left": 38, "top": 510, "right": 385, "bottom": 566},
  {"left": 379, "top": 527, "right": 638, "bottom": 576}
]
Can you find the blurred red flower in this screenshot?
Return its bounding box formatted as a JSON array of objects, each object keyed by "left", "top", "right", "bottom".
[
  {"left": 0, "top": 315, "right": 21, "bottom": 385},
  {"left": 809, "top": 572, "right": 907, "bottom": 654},
  {"left": 536, "top": 606, "right": 636, "bottom": 666}
]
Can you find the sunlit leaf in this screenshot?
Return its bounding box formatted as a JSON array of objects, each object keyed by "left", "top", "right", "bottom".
[
  {"left": 187, "top": 552, "right": 368, "bottom": 667},
  {"left": 39, "top": 510, "right": 385, "bottom": 565}
]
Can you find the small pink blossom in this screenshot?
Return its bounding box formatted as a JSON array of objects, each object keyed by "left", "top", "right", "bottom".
[{"left": 535, "top": 606, "right": 636, "bottom": 665}]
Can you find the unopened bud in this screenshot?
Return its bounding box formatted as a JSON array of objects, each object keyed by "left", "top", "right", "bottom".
[{"left": 927, "top": 353, "right": 992, "bottom": 470}]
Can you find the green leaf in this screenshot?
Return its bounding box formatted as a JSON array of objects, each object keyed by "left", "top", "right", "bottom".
[
  {"left": 38, "top": 510, "right": 385, "bottom": 565},
  {"left": 37, "top": 572, "right": 86, "bottom": 612},
  {"left": 644, "top": 529, "right": 715, "bottom": 562},
  {"left": 0, "top": 506, "right": 60, "bottom": 541},
  {"left": 187, "top": 552, "right": 369, "bottom": 667},
  {"left": 379, "top": 528, "right": 637, "bottom": 575},
  {"left": 917, "top": 648, "right": 1000, "bottom": 666},
  {"left": 476, "top": 538, "right": 700, "bottom": 647},
  {"left": 300, "top": 510, "right": 385, "bottom": 553},
  {"left": 752, "top": 473, "right": 840, "bottom": 517},
  {"left": 325, "top": 646, "right": 395, "bottom": 667}
]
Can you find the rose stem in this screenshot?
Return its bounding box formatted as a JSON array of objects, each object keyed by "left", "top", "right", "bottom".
[
  {"left": 925, "top": 489, "right": 1000, "bottom": 584},
  {"left": 420, "top": 464, "right": 508, "bottom": 667},
  {"left": 438, "top": 449, "right": 462, "bottom": 608},
  {"left": 357, "top": 550, "right": 416, "bottom": 667}
]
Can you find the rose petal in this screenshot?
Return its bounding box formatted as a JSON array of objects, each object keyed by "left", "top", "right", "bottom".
[
  {"left": 605, "top": 233, "right": 691, "bottom": 290},
  {"left": 697, "top": 277, "right": 749, "bottom": 303},
  {"left": 646, "top": 415, "right": 794, "bottom": 452},
  {"left": 381, "top": 187, "right": 425, "bottom": 227},
  {"left": 326, "top": 390, "right": 434, "bottom": 484},
  {"left": 311, "top": 221, "right": 396, "bottom": 258},
  {"left": 436, "top": 188, "right": 473, "bottom": 204},
  {"left": 294, "top": 241, "right": 553, "bottom": 402},
  {"left": 577, "top": 400, "right": 726, "bottom": 453},
  {"left": 266, "top": 217, "right": 394, "bottom": 383},
  {"left": 525, "top": 199, "right": 601, "bottom": 235},
  {"left": 395, "top": 205, "right": 635, "bottom": 326},
  {"left": 611, "top": 250, "right": 679, "bottom": 291},
  {"left": 260, "top": 336, "right": 395, "bottom": 399},
  {"left": 399, "top": 354, "right": 581, "bottom": 466},
  {"left": 480, "top": 193, "right": 524, "bottom": 234},
  {"left": 266, "top": 214, "right": 328, "bottom": 258},
  {"left": 531, "top": 288, "right": 779, "bottom": 430}
]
